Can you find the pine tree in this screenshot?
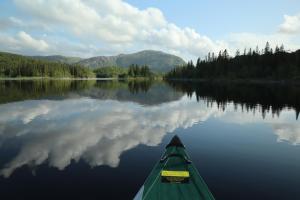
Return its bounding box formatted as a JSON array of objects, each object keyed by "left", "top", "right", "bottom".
[
  {"left": 196, "top": 58, "right": 201, "bottom": 68},
  {"left": 208, "top": 52, "right": 211, "bottom": 62},
  {"left": 280, "top": 44, "right": 285, "bottom": 52},
  {"left": 223, "top": 49, "right": 229, "bottom": 59},
  {"left": 264, "top": 42, "right": 270, "bottom": 54},
  {"left": 248, "top": 48, "right": 252, "bottom": 56},
  {"left": 275, "top": 45, "right": 280, "bottom": 54},
  {"left": 218, "top": 51, "right": 222, "bottom": 59},
  {"left": 255, "top": 45, "right": 259, "bottom": 54}
]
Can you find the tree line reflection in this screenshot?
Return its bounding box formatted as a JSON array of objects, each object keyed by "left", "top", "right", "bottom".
[
  {"left": 0, "top": 80, "right": 152, "bottom": 102},
  {"left": 0, "top": 80, "right": 182, "bottom": 105},
  {"left": 167, "top": 80, "right": 300, "bottom": 120},
  {"left": 2, "top": 79, "right": 299, "bottom": 120}
]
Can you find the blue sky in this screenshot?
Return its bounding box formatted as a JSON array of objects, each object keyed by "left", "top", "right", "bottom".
[
  {"left": 127, "top": 0, "right": 300, "bottom": 38},
  {"left": 0, "top": 0, "right": 299, "bottom": 60}
]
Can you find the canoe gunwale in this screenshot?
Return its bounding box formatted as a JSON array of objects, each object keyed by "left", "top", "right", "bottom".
[
  {"left": 133, "top": 135, "right": 215, "bottom": 200},
  {"left": 160, "top": 153, "right": 191, "bottom": 164}
]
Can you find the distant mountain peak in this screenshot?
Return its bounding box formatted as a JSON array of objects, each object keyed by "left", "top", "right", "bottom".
[
  {"left": 78, "top": 50, "right": 186, "bottom": 72},
  {"left": 31, "top": 55, "right": 82, "bottom": 64},
  {"left": 3, "top": 50, "right": 186, "bottom": 73}
]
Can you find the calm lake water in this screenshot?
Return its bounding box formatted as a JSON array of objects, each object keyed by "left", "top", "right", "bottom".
[{"left": 0, "top": 80, "right": 300, "bottom": 200}]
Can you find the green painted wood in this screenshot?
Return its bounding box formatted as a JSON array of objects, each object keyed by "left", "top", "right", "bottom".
[{"left": 134, "top": 136, "right": 215, "bottom": 200}]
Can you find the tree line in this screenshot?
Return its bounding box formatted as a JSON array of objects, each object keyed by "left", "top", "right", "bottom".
[
  {"left": 165, "top": 43, "right": 300, "bottom": 80},
  {"left": 93, "top": 66, "right": 127, "bottom": 78},
  {"left": 0, "top": 52, "right": 95, "bottom": 78},
  {"left": 94, "top": 64, "right": 154, "bottom": 78},
  {"left": 127, "top": 64, "right": 152, "bottom": 77},
  {"left": 0, "top": 52, "right": 156, "bottom": 79}
]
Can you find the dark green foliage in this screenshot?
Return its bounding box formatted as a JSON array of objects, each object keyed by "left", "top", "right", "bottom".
[
  {"left": 93, "top": 66, "right": 127, "bottom": 78},
  {"left": 94, "top": 64, "right": 154, "bottom": 78},
  {"left": 0, "top": 79, "right": 96, "bottom": 104},
  {"left": 0, "top": 52, "right": 94, "bottom": 78},
  {"left": 166, "top": 43, "right": 300, "bottom": 80},
  {"left": 128, "top": 80, "right": 152, "bottom": 93},
  {"left": 0, "top": 79, "right": 183, "bottom": 106},
  {"left": 167, "top": 80, "right": 300, "bottom": 120},
  {"left": 127, "top": 64, "right": 152, "bottom": 77}
]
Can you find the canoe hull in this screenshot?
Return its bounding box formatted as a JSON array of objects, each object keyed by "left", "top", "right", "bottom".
[{"left": 134, "top": 136, "right": 215, "bottom": 200}]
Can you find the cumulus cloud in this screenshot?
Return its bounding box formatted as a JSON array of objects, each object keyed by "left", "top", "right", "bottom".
[
  {"left": 13, "top": 0, "right": 167, "bottom": 43},
  {"left": 225, "top": 13, "right": 300, "bottom": 53},
  {"left": 279, "top": 13, "right": 300, "bottom": 34},
  {"left": 0, "top": 98, "right": 218, "bottom": 177},
  {"left": 6, "top": 0, "right": 227, "bottom": 58},
  {"left": 0, "top": 0, "right": 299, "bottom": 61},
  {"left": 0, "top": 31, "right": 49, "bottom": 54},
  {"left": 226, "top": 32, "right": 298, "bottom": 53},
  {"left": 17, "top": 31, "right": 49, "bottom": 51}
]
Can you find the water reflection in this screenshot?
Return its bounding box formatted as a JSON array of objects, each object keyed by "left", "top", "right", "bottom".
[
  {"left": 0, "top": 96, "right": 216, "bottom": 177},
  {"left": 167, "top": 80, "right": 300, "bottom": 119},
  {"left": 273, "top": 124, "right": 300, "bottom": 145},
  {"left": 167, "top": 80, "right": 300, "bottom": 145},
  {"left": 0, "top": 80, "right": 299, "bottom": 179},
  {"left": 0, "top": 80, "right": 184, "bottom": 105},
  {"left": 218, "top": 104, "right": 300, "bottom": 145}
]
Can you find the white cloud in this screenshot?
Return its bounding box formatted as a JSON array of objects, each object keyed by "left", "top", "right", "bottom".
[
  {"left": 9, "top": 0, "right": 227, "bottom": 59},
  {"left": 226, "top": 32, "right": 299, "bottom": 54},
  {"left": 13, "top": 0, "right": 167, "bottom": 43},
  {"left": 0, "top": 0, "right": 298, "bottom": 59},
  {"left": 17, "top": 31, "right": 49, "bottom": 51},
  {"left": 0, "top": 31, "right": 99, "bottom": 57},
  {"left": 0, "top": 31, "right": 49, "bottom": 54},
  {"left": 279, "top": 13, "right": 300, "bottom": 34}
]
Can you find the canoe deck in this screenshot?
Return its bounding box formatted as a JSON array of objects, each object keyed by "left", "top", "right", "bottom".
[{"left": 134, "top": 135, "right": 215, "bottom": 200}]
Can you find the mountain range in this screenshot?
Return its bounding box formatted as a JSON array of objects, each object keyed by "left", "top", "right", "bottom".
[
  {"left": 31, "top": 55, "right": 82, "bottom": 64},
  {"left": 31, "top": 50, "right": 186, "bottom": 72}
]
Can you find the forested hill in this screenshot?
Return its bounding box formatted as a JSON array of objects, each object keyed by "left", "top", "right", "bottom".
[
  {"left": 166, "top": 44, "right": 300, "bottom": 80},
  {"left": 3, "top": 50, "right": 186, "bottom": 73},
  {"left": 0, "top": 52, "right": 156, "bottom": 78},
  {"left": 0, "top": 52, "right": 94, "bottom": 78},
  {"left": 77, "top": 50, "right": 186, "bottom": 72}
]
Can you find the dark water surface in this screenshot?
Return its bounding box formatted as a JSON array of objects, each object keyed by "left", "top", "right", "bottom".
[{"left": 0, "top": 80, "right": 299, "bottom": 200}]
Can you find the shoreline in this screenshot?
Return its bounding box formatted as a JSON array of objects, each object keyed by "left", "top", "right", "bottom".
[
  {"left": 1, "top": 77, "right": 298, "bottom": 84},
  {"left": 0, "top": 77, "right": 116, "bottom": 80},
  {"left": 164, "top": 78, "right": 300, "bottom": 85},
  {"left": 0, "top": 77, "right": 161, "bottom": 81}
]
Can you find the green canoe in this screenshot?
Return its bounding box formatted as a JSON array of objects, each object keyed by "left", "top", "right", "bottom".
[{"left": 133, "top": 135, "right": 215, "bottom": 200}]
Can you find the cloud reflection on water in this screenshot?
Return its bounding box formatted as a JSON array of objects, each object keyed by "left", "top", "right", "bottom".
[
  {"left": 0, "top": 97, "right": 217, "bottom": 177},
  {"left": 0, "top": 97, "right": 299, "bottom": 178},
  {"left": 218, "top": 104, "right": 300, "bottom": 145}
]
